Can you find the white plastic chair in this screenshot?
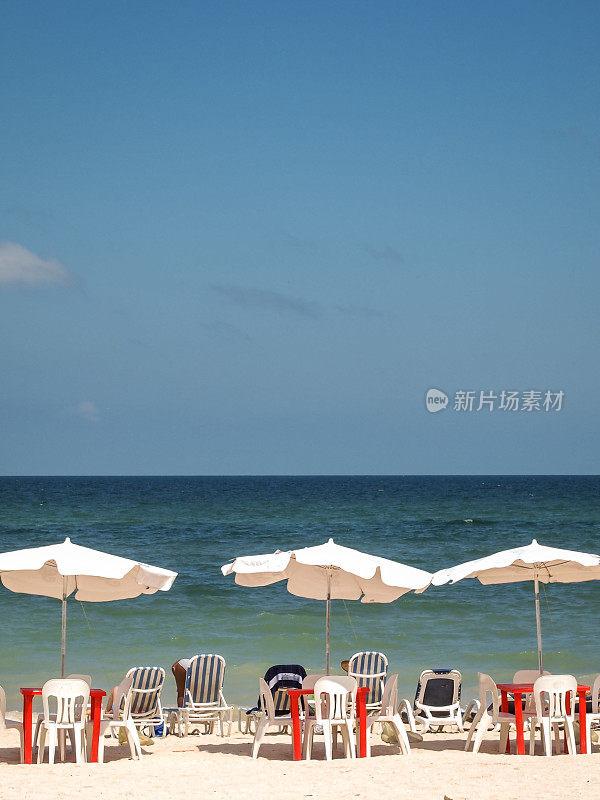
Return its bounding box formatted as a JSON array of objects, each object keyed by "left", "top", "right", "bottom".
[
  {"left": 399, "top": 669, "right": 466, "bottom": 733},
  {"left": 87, "top": 675, "right": 142, "bottom": 763},
  {"left": 529, "top": 674, "right": 577, "bottom": 756},
  {"left": 304, "top": 676, "right": 357, "bottom": 761},
  {"left": 511, "top": 669, "right": 550, "bottom": 724},
  {"left": 251, "top": 678, "right": 294, "bottom": 759},
  {"left": 364, "top": 673, "right": 411, "bottom": 756},
  {"left": 36, "top": 679, "right": 90, "bottom": 765},
  {"left": 0, "top": 684, "right": 25, "bottom": 762},
  {"left": 33, "top": 673, "right": 93, "bottom": 755},
  {"left": 465, "top": 673, "right": 516, "bottom": 754},
  {"left": 584, "top": 674, "right": 600, "bottom": 754},
  {"left": 300, "top": 674, "right": 325, "bottom": 715}
]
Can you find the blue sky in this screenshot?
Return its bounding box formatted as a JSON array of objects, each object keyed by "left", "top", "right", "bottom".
[{"left": 1, "top": 1, "right": 599, "bottom": 474}]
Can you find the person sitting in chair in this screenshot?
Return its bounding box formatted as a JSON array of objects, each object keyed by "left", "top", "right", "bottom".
[{"left": 172, "top": 658, "right": 191, "bottom": 707}]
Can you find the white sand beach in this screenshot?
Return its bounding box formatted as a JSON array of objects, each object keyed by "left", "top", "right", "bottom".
[{"left": 2, "top": 726, "right": 600, "bottom": 800}]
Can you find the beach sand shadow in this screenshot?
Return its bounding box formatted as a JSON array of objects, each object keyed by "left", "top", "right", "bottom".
[{"left": 0, "top": 742, "right": 156, "bottom": 765}]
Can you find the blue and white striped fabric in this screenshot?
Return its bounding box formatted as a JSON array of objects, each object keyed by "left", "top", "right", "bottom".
[
  {"left": 256, "top": 664, "right": 307, "bottom": 717},
  {"left": 185, "top": 654, "right": 226, "bottom": 706},
  {"left": 128, "top": 666, "right": 165, "bottom": 717},
  {"left": 348, "top": 651, "right": 388, "bottom": 707}
]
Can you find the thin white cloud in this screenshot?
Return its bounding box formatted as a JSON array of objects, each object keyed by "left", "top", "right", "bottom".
[
  {"left": 0, "top": 241, "right": 74, "bottom": 287},
  {"left": 75, "top": 401, "right": 100, "bottom": 422},
  {"left": 360, "top": 243, "right": 405, "bottom": 265},
  {"left": 212, "top": 284, "right": 321, "bottom": 319}
]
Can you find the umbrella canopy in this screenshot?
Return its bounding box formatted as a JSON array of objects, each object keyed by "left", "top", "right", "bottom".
[
  {"left": 222, "top": 538, "right": 432, "bottom": 672},
  {"left": 431, "top": 538, "right": 600, "bottom": 672},
  {"left": 0, "top": 537, "right": 177, "bottom": 675}
]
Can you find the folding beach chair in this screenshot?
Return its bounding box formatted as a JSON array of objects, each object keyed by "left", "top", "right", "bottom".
[
  {"left": 347, "top": 651, "right": 388, "bottom": 711},
  {"left": 126, "top": 666, "right": 166, "bottom": 737},
  {"left": 176, "top": 654, "right": 232, "bottom": 736}
]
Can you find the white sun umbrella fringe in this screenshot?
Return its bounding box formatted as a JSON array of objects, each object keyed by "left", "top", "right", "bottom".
[
  {"left": 0, "top": 537, "right": 178, "bottom": 677},
  {"left": 431, "top": 538, "right": 600, "bottom": 673},
  {"left": 221, "top": 538, "right": 432, "bottom": 674}
]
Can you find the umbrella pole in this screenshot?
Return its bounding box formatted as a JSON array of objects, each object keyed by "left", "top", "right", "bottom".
[
  {"left": 534, "top": 575, "right": 543, "bottom": 674},
  {"left": 325, "top": 570, "right": 331, "bottom": 675},
  {"left": 61, "top": 576, "right": 67, "bottom": 678}
]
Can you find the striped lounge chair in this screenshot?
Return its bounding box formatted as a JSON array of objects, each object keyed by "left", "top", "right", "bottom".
[
  {"left": 126, "top": 666, "right": 166, "bottom": 737},
  {"left": 178, "top": 654, "right": 232, "bottom": 737},
  {"left": 348, "top": 651, "right": 388, "bottom": 712}
]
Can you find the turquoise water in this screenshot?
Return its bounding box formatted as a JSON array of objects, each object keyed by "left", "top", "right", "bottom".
[{"left": 0, "top": 475, "right": 599, "bottom": 712}]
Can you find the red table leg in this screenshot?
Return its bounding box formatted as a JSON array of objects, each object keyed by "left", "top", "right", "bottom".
[
  {"left": 578, "top": 688, "right": 588, "bottom": 755},
  {"left": 500, "top": 689, "right": 511, "bottom": 754},
  {"left": 513, "top": 692, "right": 525, "bottom": 755},
  {"left": 357, "top": 688, "right": 367, "bottom": 758},
  {"left": 288, "top": 691, "right": 302, "bottom": 761},
  {"left": 22, "top": 691, "right": 33, "bottom": 764},
  {"left": 89, "top": 693, "right": 103, "bottom": 763}
]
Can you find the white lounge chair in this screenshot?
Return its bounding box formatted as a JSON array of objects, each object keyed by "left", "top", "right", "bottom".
[
  {"left": 88, "top": 675, "right": 142, "bottom": 763},
  {"left": 126, "top": 666, "right": 166, "bottom": 737},
  {"left": 36, "top": 678, "right": 89, "bottom": 765},
  {"left": 175, "top": 654, "right": 232, "bottom": 736},
  {"left": 465, "top": 673, "right": 516, "bottom": 754},
  {"left": 347, "top": 651, "right": 388, "bottom": 712},
  {"left": 399, "top": 669, "right": 468, "bottom": 733},
  {"left": 0, "top": 684, "right": 25, "bottom": 762}
]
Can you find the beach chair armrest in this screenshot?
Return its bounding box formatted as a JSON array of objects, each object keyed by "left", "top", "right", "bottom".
[
  {"left": 462, "top": 698, "right": 481, "bottom": 726},
  {"left": 398, "top": 698, "right": 418, "bottom": 733}
]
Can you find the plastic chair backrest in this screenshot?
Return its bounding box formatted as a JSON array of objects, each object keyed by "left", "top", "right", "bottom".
[
  {"left": 127, "top": 666, "right": 165, "bottom": 716},
  {"left": 592, "top": 675, "right": 600, "bottom": 715},
  {"left": 534, "top": 674, "right": 577, "bottom": 720},
  {"left": 513, "top": 670, "right": 551, "bottom": 713},
  {"left": 185, "top": 654, "right": 225, "bottom": 705},
  {"left": 379, "top": 673, "right": 399, "bottom": 717},
  {"left": 512, "top": 670, "right": 550, "bottom": 683},
  {"left": 477, "top": 673, "right": 500, "bottom": 722},
  {"left": 418, "top": 669, "right": 461, "bottom": 708},
  {"left": 41, "top": 679, "right": 90, "bottom": 725},
  {"left": 301, "top": 674, "right": 325, "bottom": 716},
  {"left": 0, "top": 684, "right": 6, "bottom": 727},
  {"left": 112, "top": 675, "right": 135, "bottom": 721},
  {"left": 314, "top": 676, "right": 357, "bottom": 723},
  {"left": 67, "top": 674, "right": 92, "bottom": 687},
  {"left": 348, "top": 651, "right": 388, "bottom": 706},
  {"left": 256, "top": 678, "right": 275, "bottom": 721}
]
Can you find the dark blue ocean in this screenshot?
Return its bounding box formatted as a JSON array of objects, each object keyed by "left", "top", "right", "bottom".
[{"left": 0, "top": 476, "right": 599, "bottom": 712}]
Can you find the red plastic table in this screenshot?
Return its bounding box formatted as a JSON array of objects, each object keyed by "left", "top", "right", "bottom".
[
  {"left": 287, "top": 685, "right": 369, "bottom": 760},
  {"left": 497, "top": 682, "right": 589, "bottom": 755},
  {"left": 20, "top": 687, "right": 107, "bottom": 764}
]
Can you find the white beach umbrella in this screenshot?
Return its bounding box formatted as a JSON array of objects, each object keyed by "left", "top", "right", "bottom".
[
  {"left": 431, "top": 538, "right": 600, "bottom": 673},
  {"left": 221, "top": 538, "right": 432, "bottom": 673},
  {"left": 0, "top": 537, "right": 178, "bottom": 676}
]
